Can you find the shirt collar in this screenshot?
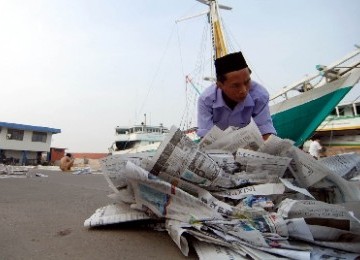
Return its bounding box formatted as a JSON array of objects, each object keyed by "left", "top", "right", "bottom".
[{"left": 213, "top": 86, "right": 255, "bottom": 110}]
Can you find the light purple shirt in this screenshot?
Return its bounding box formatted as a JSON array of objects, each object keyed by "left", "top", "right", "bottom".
[{"left": 197, "top": 81, "right": 277, "bottom": 137}]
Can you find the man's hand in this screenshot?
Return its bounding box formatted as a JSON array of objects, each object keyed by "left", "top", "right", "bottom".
[{"left": 262, "top": 133, "right": 271, "bottom": 141}]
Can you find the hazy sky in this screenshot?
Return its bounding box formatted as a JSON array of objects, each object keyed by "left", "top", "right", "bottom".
[{"left": 1, "top": 0, "right": 359, "bottom": 152}]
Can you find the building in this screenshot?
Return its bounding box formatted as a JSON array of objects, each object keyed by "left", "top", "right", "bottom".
[
  {"left": 49, "top": 147, "right": 67, "bottom": 163},
  {"left": 0, "top": 121, "right": 61, "bottom": 165}
]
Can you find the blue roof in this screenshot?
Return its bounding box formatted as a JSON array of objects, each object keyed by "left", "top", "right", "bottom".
[{"left": 0, "top": 122, "right": 61, "bottom": 134}]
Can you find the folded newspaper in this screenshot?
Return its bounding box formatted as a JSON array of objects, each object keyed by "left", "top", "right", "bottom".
[
  {"left": 0, "top": 164, "right": 29, "bottom": 178},
  {"left": 85, "top": 121, "right": 360, "bottom": 259}
]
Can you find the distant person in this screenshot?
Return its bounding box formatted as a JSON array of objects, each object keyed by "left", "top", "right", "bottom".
[
  {"left": 309, "top": 139, "right": 322, "bottom": 159},
  {"left": 60, "top": 153, "right": 75, "bottom": 171},
  {"left": 302, "top": 139, "right": 312, "bottom": 153},
  {"left": 197, "top": 51, "right": 276, "bottom": 140}
]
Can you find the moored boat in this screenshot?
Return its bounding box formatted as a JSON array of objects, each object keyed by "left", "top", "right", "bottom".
[
  {"left": 270, "top": 48, "right": 360, "bottom": 146},
  {"left": 109, "top": 124, "right": 169, "bottom": 155},
  {"left": 313, "top": 100, "right": 360, "bottom": 149}
]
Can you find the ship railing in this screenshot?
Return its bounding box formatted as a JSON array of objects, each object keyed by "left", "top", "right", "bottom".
[{"left": 270, "top": 45, "right": 360, "bottom": 101}]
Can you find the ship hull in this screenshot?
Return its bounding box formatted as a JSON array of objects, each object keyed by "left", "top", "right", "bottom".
[{"left": 270, "top": 70, "right": 360, "bottom": 146}]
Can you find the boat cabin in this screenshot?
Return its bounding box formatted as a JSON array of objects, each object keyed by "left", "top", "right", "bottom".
[
  {"left": 329, "top": 101, "right": 360, "bottom": 117},
  {"left": 115, "top": 125, "right": 169, "bottom": 135},
  {"left": 112, "top": 124, "right": 169, "bottom": 152}
]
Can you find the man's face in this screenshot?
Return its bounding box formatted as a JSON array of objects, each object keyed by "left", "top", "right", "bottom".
[{"left": 217, "top": 68, "right": 251, "bottom": 102}]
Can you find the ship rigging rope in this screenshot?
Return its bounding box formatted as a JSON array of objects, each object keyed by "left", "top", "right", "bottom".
[
  {"left": 135, "top": 23, "right": 177, "bottom": 124},
  {"left": 137, "top": 2, "right": 208, "bottom": 129},
  {"left": 177, "top": 18, "right": 210, "bottom": 130}
]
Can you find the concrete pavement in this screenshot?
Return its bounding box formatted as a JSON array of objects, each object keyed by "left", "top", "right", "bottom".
[{"left": 0, "top": 169, "right": 197, "bottom": 259}]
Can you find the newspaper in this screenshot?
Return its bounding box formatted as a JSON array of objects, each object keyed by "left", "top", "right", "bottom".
[
  {"left": 235, "top": 148, "right": 291, "bottom": 177},
  {"left": 320, "top": 152, "right": 360, "bottom": 180},
  {"left": 199, "top": 125, "right": 242, "bottom": 151},
  {"left": 0, "top": 164, "right": 29, "bottom": 176},
  {"left": 101, "top": 153, "right": 152, "bottom": 192},
  {"left": 279, "top": 178, "right": 315, "bottom": 199},
  {"left": 155, "top": 171, "right": 235, "bottom": 216},
  {"left": 310, "top": 245, "right": 360, "bottom": 260},
  {"left": 278, "top": 198, "right": 353, "bottom": 221},
  {"left": 107, "top": 185, "right": 135, "bottom": 204},
  {"left": 308, "top": 224, "right": 360, "bottom": 253},
  {"left": 202, "top": 120, "right": 264, "bottom": 153},
  {"left": 278, "top": 198, "right": 360, "bottom": 248},
  {"left": 206, "top": 151, "right": 241, "bottom": 175},
  {"left": 192, "top": 240, "right": 249, "bottom": 260},
  {"left": 198, "top": 125, "right": 227, "bottom": 150},
  {"left": 144, "top": 126, "right": 264, "bottom": 189},
  {"left": 119, "top": 162, "right": 310, "bottom": 256},
  {"left": 213, "top": 183, "right": 285, "bottom": 200},
  {"left": 205, "top": 151, "right": 271, "bottom": 187},
  {"left": 236, "top": 195, "right": 274, "bottom": 210},
  {"left": 308, "top": 224, "right": 360, "bottom": 241},
  {"left": 190, "top": 223, "right": 310, "bottom": 259},
  {"left": 84, "top": 203, "right": 150, "bottom": 228},
  {"left": 313, "top": 172, "right": 360, "bottom": 203},
  {"left": 228, "top": 171, "right": 275, "bottom": 186},
  {"left": 72, "top": 166, "right": 92, "bottom": 175},
  {"left": 87, "top": 124, "right": 360, "bottom": 259},
  {"left": 286, "top": 147, "right": 329, "bottom": 188},
  {"left": 285, "top": 218, "right": 314, "bottom": 241},
  {"left": 125, "top": 161, "right": 224, "bottom": 222},
  {"left": 258, "top": 134, "right": 294, "bottom": 156},
  {"left": 144, "top": 126, "right": 222, "bottom": 187},
  {"left": 165, "top": 219, "right": 192, "bottom": 256}
]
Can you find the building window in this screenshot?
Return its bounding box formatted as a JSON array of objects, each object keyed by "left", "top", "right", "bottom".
[
  {"left": 32, "top": 131, "right": 47, "bottom": 143},
  {"left": 7, "top": 129, "right": 24, "bottom": 141}
]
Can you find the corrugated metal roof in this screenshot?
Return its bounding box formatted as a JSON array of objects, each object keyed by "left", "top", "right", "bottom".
[{"left": 0, "top": 122, "right": 61, "bottom": 134}]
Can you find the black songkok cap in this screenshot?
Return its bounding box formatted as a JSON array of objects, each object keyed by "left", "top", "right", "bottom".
[{"left": 215, "top": 52, "right": 248, "bottom": 77}]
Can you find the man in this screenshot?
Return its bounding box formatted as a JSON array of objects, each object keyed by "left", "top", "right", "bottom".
[
  {"left": 60, "top": 153, "right": 75, "bottom": 172},
  {"left": 309, "top": 139, "right": 322, "bottom": 159},
  {"left": 197, "top": 51, "right": 276, "bottom": 140}
]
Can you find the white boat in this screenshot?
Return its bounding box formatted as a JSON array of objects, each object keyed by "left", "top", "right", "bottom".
[
  {"left": 270, "top": 48, "right": 360, "bottom": 146},
  {"left": 313, "top": 100, "right": 360, "bottom": 147},
  {"left": 318, "top": 100, "right": 360, "bottom": 132},
  {"left": 109, "top": 124, "right": 169, "bottom": 155}
]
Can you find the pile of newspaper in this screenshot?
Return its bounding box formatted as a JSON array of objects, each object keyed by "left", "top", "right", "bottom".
[
  {"left": 0, "top": 164, "right": 29, "bottom": 178},
  {"left": 85, "top": 121, "right": 360, "bottom": 259}
]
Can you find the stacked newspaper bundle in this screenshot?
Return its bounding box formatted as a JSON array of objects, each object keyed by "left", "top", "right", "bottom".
[
  {"left": 85, "top": 121, "right": 360, "bottom": 259},
  {"left": 0, "top": 164, "right": 29, "bottom": 178}
]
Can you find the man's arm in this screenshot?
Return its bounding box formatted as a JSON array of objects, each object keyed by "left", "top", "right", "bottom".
[
  {"left": 252, "top": 87, "right": 277, "bottom": 136},
  {"left": 197, "top": 97, "right": 214, "bottom": 137}
]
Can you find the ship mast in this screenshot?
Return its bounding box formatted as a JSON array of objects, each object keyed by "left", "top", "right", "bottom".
[
  {"left": 207, "top": 0, "right": 229, "bottom": 59},
  {"left": 175, "top": 0, "right": 232, "bottom": 130},
  {"left": 177, "top": 0, "right": 232, "bottom": 59}
]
